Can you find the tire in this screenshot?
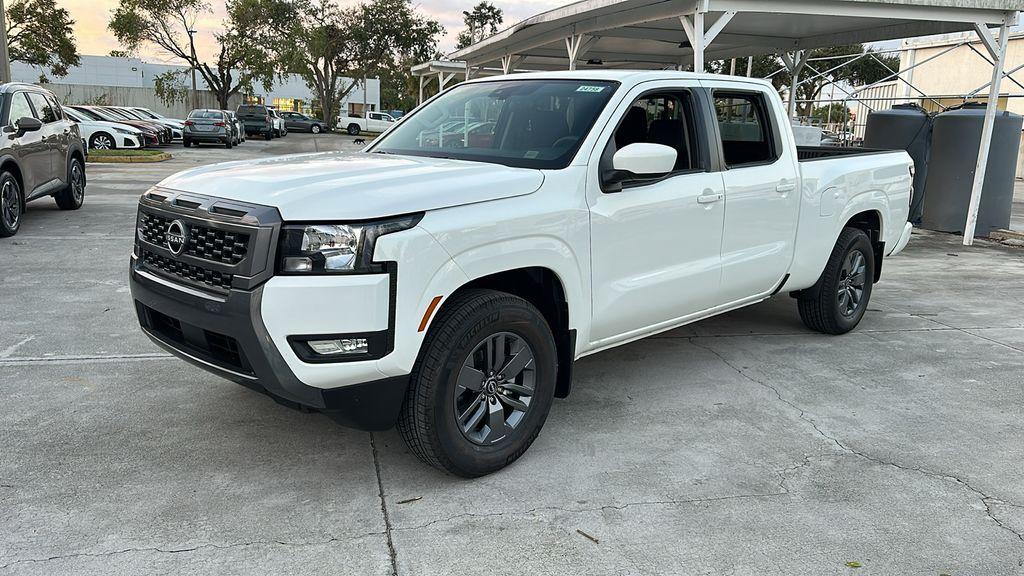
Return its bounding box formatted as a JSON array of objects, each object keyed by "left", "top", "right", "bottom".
[
  {"left": 225, "top": 138, "right": 233, "bottom": 149},
  {"left": 347, "top": 123, "right": 360, "bottom": 136},
  {"left": 264, "top": 130, "right": 273, "bottom": 141},
  {"left": 0, "top": 171, "right": 22, "bottom": 237},
  {"left": 398, "top": 289, "right": 558, "bottom": 477},
  {"left": 183, "top": 139, "right": 191, "bottom": 148},
  {"left": 797, "top": 227, "right": 875, "bottom": 335},
  {"left": 311, "top": 124, "right": 322, "bottom": 134},
  {"left": 54, "top": 157, "right": 85, "bottom": 211},
  {"left": 89, "top": 132, "right": 115, "bottom": 150}
]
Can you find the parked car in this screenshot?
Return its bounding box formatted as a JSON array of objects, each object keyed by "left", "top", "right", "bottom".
[
  {"left": 108, "top": 106, "right": 184, "bottom": 140},
  {"left": 338, "top": 110, "right": 395, "bottom": 135},
  {"left": 69, "top": 105, "right": 171, "bottom": 145},
  {"left": 183, "top": 109, "right": 233, "bottom": 148},
  {"left": 267, "top": 108, "right": 287, "bottom": 137},
  {"left": 280, "top": 111, "right": 326, "bottom": 134},
  {"left": 129, "top": 71, "right": 913, "bottom": 477},
  {"left": 127, "top": 106, "right": 186, "bottom": 131},
  {"left": 235, "top": 104, "right": 275, "bottom": 140},
  {"left": 62, "top": 106, "right": 145, "bottom": 150},
  {"left": 0, "top": 83, "right": 87, "bottom": 237},
  {"left": 223, "top": 110, "right": 245, "bottom": 144}
]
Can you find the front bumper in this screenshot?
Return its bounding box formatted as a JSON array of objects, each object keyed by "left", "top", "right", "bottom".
[{"left": 130, "top": 262, "right": 409, "bottom": 430}]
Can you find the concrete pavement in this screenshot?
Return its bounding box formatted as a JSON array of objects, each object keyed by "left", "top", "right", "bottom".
[{"left": 1, "top": 134, "right": 1022, "bottom": 575}]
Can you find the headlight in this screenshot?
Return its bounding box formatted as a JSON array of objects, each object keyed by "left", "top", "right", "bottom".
[
  {"left": 277, "top": 214, "right": 421, "bottom": 274},
  {"left": 113, "top": 127, "right": 136, "bottom": 135}
]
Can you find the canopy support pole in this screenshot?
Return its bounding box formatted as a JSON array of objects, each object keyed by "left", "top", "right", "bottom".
[
  {"left": 565, "top": 34, "right": 585, "bottom": 70},
  {"left": 782, "top": 50, "right": 809, "bottom": 118},
  {"left": 964, "top": 16, "right": 1011, "bottom": 245},
  {"left": 418, "top": 75, "right": 424, "bottom": 105},
  {"left": 679, "top": 12, "right": 704, "bottom": 72}
]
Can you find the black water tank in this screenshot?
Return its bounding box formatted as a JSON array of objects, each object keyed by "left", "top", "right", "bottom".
[
  {"left": 922, "top": 103, "right": 1022, "bottom": 237},
  {"left": 863, "top": 104, "right": 932, "bottom": 223}
]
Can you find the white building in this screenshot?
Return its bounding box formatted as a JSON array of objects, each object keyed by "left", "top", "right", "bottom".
[{"left": 12, "top": 55, "right": 381, "bottom": 117}]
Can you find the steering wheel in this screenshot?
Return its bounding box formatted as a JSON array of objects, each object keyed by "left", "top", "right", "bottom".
[{"left": 552, "top": 136, "right": 578, "bottom": 149}]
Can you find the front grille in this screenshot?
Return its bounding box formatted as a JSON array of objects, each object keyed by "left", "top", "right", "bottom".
[
  {"left": 141, "top": 249, "right": 233, "bottom": 291},
  {"left": 139, "top": 212, "right": 249, "bottom": 265}
]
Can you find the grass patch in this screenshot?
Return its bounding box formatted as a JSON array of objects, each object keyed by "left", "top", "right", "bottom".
[{"left": 89, "top": 149, "right": 165, "bottom": 157}]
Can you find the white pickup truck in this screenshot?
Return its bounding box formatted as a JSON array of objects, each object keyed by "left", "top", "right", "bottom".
[
  {"left": 130, "top": 71, "right": 913, "bottom": 477},
  {"left": 338, "top": 110, "right": 396, "bottom": 135}
]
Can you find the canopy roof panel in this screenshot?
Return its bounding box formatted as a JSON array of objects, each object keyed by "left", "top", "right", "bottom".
[{"left": 449, "top": 0, "right": 1024, "bottom": 70}]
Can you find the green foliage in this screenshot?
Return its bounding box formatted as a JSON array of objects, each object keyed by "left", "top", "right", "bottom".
[
  {"left": 810, "top": 102, "right": 851, "bottom": 122},
  {"left": 82, "top": 93, "right": 111, "bottom": 106},
  {"left": 108, "top": 0, "right": 278, "bottom": 109},
  {"left": 152, "top": 69, "right": 190, "bottom": 106},
  {"left": 6, "top": 0, "right": 80, "bottom": 77},
  {"left": 455, "top": 1, "right": 503, "bottom": 50},
  {"left": 109, "top": 50, "right": 131, "bottom": 58},
  {"left": 349, "top": 0, "right": 445, "bottom": 111}
]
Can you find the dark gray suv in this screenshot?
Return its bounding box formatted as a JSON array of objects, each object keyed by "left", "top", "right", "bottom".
[{"left": 0, "top": 83, "right": 87, "bottom": 237}]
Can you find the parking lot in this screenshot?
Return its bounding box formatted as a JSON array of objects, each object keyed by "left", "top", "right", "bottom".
[{"left": 1, "top": 132, "right": 1023, "bottom": 575}]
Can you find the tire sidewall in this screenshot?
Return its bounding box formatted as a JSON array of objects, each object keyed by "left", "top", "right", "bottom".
[
  {"left": 424, "top": 298, "right": 557, "bottom": 476},
  {"left": 90, "top": 132, "right": 114, "bottom": 150},
  {"left": 831, "top": 231, "right": 874, "bottom": 332},
  {"left": 66, "top": 158, "right": 85, "bottom": 208},
  {"left": 0, "top": 171, "right": 21, "bottom": 236}
]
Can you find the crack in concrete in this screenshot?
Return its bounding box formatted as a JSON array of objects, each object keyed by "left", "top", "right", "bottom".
[
  {"left": 370, "top": 433, "right": 399, "bottom": 576},
  {"left": 392, "top": 490, "right": 787, "bottom": 532},
  {"left": 688, "top": 337, "right": 1024, "bottom": 545},
  {"left": 0, "top": 531, "right": 387, "bottom": 570}
]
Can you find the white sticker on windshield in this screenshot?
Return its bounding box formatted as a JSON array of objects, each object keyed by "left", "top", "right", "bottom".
[
  {"left": 576, "top": 85, "right": 606, "bottom": 93},
  {"left": 523, "top": 150, "right": 539, "bottom": 158}
]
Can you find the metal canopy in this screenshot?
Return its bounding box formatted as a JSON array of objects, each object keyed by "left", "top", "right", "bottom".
[{"left": 449, "top": 0, "right": 1024, "bottom": 71}]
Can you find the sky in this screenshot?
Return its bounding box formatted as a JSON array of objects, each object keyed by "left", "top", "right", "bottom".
[{"left": 59, "top": 0, "right": 565, "bottom": 64}]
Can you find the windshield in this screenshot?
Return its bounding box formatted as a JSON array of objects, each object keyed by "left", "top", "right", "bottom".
[{"left": 372, "top": 79, "right": 618, "bottom": 169}]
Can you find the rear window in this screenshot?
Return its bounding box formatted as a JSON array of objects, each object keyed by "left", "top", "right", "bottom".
[
  {"left": 189, "top": 110, "right": 224, "bottom": 119},
  {"left": 713, "top": 91, "right": 779, "bottom": 167},
  {"left": 236, "top": 106, "right": 265, "bottom": 115}
]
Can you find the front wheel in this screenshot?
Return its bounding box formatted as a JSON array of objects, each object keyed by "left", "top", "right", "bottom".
[
  {"left": 797, "top": 227, "right": 875, "bottom": 335},
  {"left": 398, "top": 290, "right": 558, "bottom": 477},
  {"left": 264, "top": 130, "right": 273, "bottom": 141},
  {"left": 311, "top": 124, "right": 322, "bottom": 134},
  {"left": 54, "top": 157, "right": 85, "bottom": 211},
  {"left": 89, "top": 132, "right": 115, "bottom": 150},
  {"left": 0, "top": 171, "right": 22, "bottom": 237}
]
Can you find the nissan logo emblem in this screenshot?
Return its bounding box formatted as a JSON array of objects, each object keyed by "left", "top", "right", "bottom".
[{"left": 165, "top": 219, "right": 188, "bottom": 255}]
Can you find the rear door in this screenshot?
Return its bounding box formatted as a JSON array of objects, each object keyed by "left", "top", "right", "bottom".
[
  {"left": 700, "top": 81, "right": 801, "bottom": 303},
  {"left": 587, "top": 81, "right": 726, "bottom": 345}
]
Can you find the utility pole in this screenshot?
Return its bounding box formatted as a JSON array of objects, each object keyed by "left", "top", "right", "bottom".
[
  {"left": 0, "top": 0, "right": 11, "bottom": 83},
  {"left": 187, "top": 28, "right": 198, "bottom": 109}
]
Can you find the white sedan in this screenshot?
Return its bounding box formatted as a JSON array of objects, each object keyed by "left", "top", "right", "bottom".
[{"left": 63, "top": 106, "right": 145, "bottom": 150}]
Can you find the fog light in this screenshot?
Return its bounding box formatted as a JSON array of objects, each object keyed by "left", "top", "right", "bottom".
[
  {"left": 283, "top": 256, "right": 313, "bottom": 272},
  {"left": 307, "top": 338, "right": 368, "bottom": 356}
]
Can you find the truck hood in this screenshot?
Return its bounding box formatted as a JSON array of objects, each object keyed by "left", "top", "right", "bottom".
[{"left": 155, "top": 152, "right": 545, "bottom": 220}]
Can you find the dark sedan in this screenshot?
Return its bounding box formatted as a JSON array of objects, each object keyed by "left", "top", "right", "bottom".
[{"left": 280, "top": 111, "right": 327, "bottom": 134}]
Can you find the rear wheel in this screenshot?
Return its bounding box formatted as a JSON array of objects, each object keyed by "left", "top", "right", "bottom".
[
  {"left": 347, "top": 123, "right": 360, "bottom": 135},
  {"left": 54, "top": 157, "right": 85, "bottom": 211},
  {"left": 398, "top": 289, "right": 558, "bottom": 477},
  {"left": 89, "top": 132, "right": 115, "bottom": 150},
  {"left": 0, "top": 171, "right": 21, "bottom": 237},
  {"left": 797, "top": 227, "right": 874, "bottom": 334},
  {"left": 183, "top": 139, "right": 191, "bottom": 148},
  {"left": 225, "top": 138, "right": 233, "bottom": 149}
]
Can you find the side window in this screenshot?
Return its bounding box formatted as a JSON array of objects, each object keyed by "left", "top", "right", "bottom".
[
  {"left": 46, "top": 95, "right": 63, "bottom": 120},
  {"left": 6, "top": 92, "right": 35, "bottom": 124},
  {"left": 612, "top": 90, "right": 702, "bottom": 172},
  {"left": 713, "top": 91, "right": 778, "bottom": 168},
  {"left": 26, "top": 92, "right": 57, "bottom": 123}
]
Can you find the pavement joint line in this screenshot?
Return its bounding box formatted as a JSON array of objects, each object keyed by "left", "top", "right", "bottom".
[
  {"left": 370, "top": 433, "right": 399, "bottom": 576},
  {"left": 687, "top": 337, "right": 1024, "bottom": 545},
  {"left": 0, "top": 531, "right": 389, "bottom": 569},
  {"left": 0, "top": 336, "right": 35, "bottom": 358}
]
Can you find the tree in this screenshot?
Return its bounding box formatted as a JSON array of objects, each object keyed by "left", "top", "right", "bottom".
[
  {"left": 456, "top": 1, "right": 503, "bottom": 50},
  {"left": 153, "top": 69, "right": 190, "bottom": 106},
  {"left": 5, "top": 0, "right": 80, "bottom": 77},
  {"left": 275, "top": 0, "right": 359, "bottom": 128},
  {"left": 349, "top": 0, "right": 444, "bottom": 111},
  {"left": 108, "top": 0, "right": 281, "bottom": 109}
]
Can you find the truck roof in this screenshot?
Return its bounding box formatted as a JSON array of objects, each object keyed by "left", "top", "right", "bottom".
[{"left": 461, "top": 69, "right": 776, "bottom": 90}]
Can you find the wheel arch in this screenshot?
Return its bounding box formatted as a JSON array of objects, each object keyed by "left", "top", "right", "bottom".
[
  {"left": 439, "top": 266, "right": 576, "bottom": 399},
  {"left": 843, "top": 209, "right": 884, "bottom": 283}
]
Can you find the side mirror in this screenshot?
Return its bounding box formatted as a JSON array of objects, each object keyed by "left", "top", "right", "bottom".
[
  {"left": 603, "top": 143, "right": 677, "bottom": 190},
  {"left": 12, "top": 116, "right": 42, "bottom": 136}
]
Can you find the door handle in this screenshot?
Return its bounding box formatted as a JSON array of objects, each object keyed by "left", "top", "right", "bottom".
[
  {"left": 697, "top": 192, "right": 724, "bottom": 204},
  {"left": 776, "top": 182, "right": 796, "bottom": 193}
]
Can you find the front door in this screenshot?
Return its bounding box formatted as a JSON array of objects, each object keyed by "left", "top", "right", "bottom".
[
  {"left": 588, "top": 83, "right": 726, "bottom": 346},
  {"left": 5, "top": 92, "right": 49, "bottom": 194},
  {"left": 702, "top": 83, "right": 802, "bottom": 303}
]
